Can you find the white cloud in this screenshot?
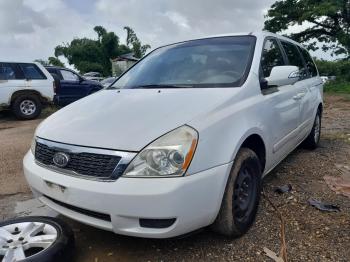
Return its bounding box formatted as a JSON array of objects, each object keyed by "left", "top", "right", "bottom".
[{"left": 2, "top": 0, "right": 335, "bottom": 63}]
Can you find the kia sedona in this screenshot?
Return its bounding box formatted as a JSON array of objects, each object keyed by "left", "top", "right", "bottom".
[{"left": 23, "top": 32, "right": 323, "bottom": 238}]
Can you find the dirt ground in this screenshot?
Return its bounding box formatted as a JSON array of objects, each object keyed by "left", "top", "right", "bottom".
[{"left": 0, "top": 94, "right": 349, "bottom": 261}]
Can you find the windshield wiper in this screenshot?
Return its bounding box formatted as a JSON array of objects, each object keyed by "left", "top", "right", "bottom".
[{"left": 132, "top": 84, "right": 193, "bottom": 89}]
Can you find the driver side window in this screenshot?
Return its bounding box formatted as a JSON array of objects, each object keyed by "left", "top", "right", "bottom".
[
  {"left": 60, "top": 70, "right": 79, "bottom": 81},
  {"left": 261, "top": 38, "right": 285, "bottom": 78}
]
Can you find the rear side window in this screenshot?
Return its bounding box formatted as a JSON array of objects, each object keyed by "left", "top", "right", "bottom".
[
  {"left": 19, "top": 63, "right": 46, "bottom": 80},
  {"left": 299, "top": 48, "right": 318, "bottom": 77},
  {"left": 281, "top": 42, "right": 304, "bottom": 69},
  {"left": 261, "top": 38, "right": 285, "bottom": 78},
  {"left": 0, "top": 63, "right": 16, "bottom": 80}
]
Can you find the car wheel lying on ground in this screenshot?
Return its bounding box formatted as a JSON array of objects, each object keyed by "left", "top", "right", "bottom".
[{"left": 0, "top": 216, "right": 74, "bottom": 262}]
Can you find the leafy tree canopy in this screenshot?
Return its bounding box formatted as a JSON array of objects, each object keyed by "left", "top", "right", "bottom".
[
  {"left": 264, "top": 0, "right": 350, "bottom": 58},
  {"left": 34, "top": 57, "right": 64, "bottom": 67},
  {"left": 54, "top": 26, "right": 150, "bottom": 76}
]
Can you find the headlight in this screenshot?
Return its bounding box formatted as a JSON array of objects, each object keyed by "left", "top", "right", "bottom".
[
  {"left": 31, "top": 137, "right": 36, "bottom": 155},
  {"left": 123, "top": 126, "right": 198, "bottom": 177}
]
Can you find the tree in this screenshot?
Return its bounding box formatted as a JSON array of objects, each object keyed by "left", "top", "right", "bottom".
[
  {"left": 264, "top": 0, "right": 350, "bottom": 58},
  {"left": 48, "top": 57, "right": 64, "bottom": 67},
  {"left": 54, "top": 26, "right": 150, "bottom": 75},
  {"left": 124, "top": 26, "right": 151, "bottom": 58},
  {"left": 34, "top": 57, "right": 64, "bottom": 67}
]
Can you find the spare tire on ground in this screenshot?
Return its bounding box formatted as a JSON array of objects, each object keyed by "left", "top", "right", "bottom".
[{"left": 0, "top": 216, "right": 74, "bottom": 262}]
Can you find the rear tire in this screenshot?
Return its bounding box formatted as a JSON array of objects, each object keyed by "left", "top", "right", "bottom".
[
  {"left": 12, "top": 94, "right": 42, "bottom": 120},
  {"left": 302, "top": 109, "right": 321, "bottom": 149},
  {"left": 211, "top": 148, "right": 262, "bottom": 237}
]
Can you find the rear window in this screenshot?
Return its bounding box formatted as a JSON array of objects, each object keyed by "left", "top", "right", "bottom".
[
  {"left": 19, "top": 63, "right": 46, "bottom": 80},
  {"left": 0, "top": 63, "right": 17, "bottom": 80}
]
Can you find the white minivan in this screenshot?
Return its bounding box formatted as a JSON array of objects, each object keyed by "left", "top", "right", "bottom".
[
  {"left": 23, "top": 32, "right": 323, "bottom": 238},
  {"left": 0, "top": 62, "right": 54, "bottom": 119}
]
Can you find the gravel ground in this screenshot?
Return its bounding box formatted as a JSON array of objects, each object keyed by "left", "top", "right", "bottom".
[{"left": 0, "top": 94, "right": 349, "bottom": 261}]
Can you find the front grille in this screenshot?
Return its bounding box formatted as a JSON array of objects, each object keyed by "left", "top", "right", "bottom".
[
  {"left": 44, "top": 195, "right": 111, "bottom": 222},
  {"left": 35, "top": 141, "right": 121, "bottom": 180}
]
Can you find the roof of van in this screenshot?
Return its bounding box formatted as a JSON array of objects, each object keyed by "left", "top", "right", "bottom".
[{"left": 161, "top": 31, "right": 304, "bottom": 49}]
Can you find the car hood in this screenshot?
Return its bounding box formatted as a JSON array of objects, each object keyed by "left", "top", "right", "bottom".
[{"left": 36, "top": 88, "right": 240, "bottom": 151}]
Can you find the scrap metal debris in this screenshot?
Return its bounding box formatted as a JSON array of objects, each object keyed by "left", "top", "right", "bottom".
[
  {"left": 308, "top": 198, "right": 340, "bottom": 212},
  {"left": 274, "top": 184, "right": 292, "bottom": 194},
  {"left": 324, "top": 164, "right": 350, "bottom": 198}
]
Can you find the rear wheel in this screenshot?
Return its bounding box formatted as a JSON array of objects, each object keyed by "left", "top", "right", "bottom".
[
  {"left": 302, "top": 109, "right": 321, "bottom": 149},
  {"left": 12, "top": 94, "right": 42, "bottom": 120},
  {"left": 211, "top": 148, "right": 262, "bottom": 237}
]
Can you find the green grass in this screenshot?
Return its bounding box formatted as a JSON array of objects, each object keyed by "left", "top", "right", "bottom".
[{"left": 324, "top": 81, "right": 350, "bottom": 94}]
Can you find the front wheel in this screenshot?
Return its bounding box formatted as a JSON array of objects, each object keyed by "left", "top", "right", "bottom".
[
  {"left": 302, "top": 109, "right": 321, "bottom": 149},
  {"left": 211, "top": 148, "right": 262, "bottom": 237}
]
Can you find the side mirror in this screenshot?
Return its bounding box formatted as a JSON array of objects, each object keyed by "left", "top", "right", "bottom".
[{"left": 265, "top": 65, "right": 300, "bottom": 87}]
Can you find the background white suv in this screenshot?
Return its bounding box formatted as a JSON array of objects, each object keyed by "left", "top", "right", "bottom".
[
  {"left": 0, "top": 62, "right": 54, "bottom": 120},
  {"left": 24, "top": 32, "right": 323, "bottom": 238}
]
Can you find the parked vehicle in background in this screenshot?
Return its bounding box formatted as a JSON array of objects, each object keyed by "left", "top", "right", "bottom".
[
  {"left": 320, "top": 76, "right": 329, "bottom": 83},
  {"left": 83, "top": 72, "right": 104, "bottom": 82},
  {"left": 0, "top": 62, "right": 54, "bottom": 120},
  {"left": 101, "top": 77, "right": 117, "bottom": 87},
  {"left": 45, "top": 66, "right": 103, "bottom": 107},
  {"left": 24, "top": 32, "right": 323, "bottom": 239}
]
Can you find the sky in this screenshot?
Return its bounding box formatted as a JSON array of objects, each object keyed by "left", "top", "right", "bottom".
[{"left": 0, "top": 0, "right": 333, "bottom": 65}]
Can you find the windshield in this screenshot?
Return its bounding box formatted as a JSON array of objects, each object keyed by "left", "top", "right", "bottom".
[{"left": 110, "top": 36, "right": 255, "bottom": 89}]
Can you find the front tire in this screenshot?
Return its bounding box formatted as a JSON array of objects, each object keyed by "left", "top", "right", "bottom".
[
  {"left": 12, "top": 94, "right": 42, "bottom": 120},
  {"left": 302, "top": 109, "right": 321, "bottom": 149},
  {"left": 211, "top": 148, "right": 262, "bottom": 237}
]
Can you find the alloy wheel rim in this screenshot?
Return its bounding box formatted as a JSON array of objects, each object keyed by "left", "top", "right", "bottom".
[
  {"left": 19, "top": 100, "right": 36, "bottom": 116},
  {"left": 0, "top": 222, "right": 58, "bottom": 262},
  {"left": 314, "top": 115, "right": 320, "bottom": 143},
  {"left": 233, "top": 167, "right": 257, "bottom": 223}
]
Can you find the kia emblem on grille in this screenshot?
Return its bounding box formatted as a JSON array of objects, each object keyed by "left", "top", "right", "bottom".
[{"left": 53, "top": 152, "right": 70, "bottom": 168}]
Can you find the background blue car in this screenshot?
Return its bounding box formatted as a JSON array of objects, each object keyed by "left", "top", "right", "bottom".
[{"left": 45, "top": 66, "right": 103, "bottom": 106}]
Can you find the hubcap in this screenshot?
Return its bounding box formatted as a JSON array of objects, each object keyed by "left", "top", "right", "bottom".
[
  {"left": 19, "top": 100, "right": 36, "bottom": 116},
  {"left": 0, "top": 222, "right": 57, "bottom": 262},
  {"left": 314, "top": 114, "right": 321, "bottom": 143},
  {"left": 233, "top": 167, "right": 257, "bottom": 223}
]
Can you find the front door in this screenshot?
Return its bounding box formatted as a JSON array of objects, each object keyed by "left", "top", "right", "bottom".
[{"left": 260, "top": 38, "right": 300, "bottom": 165}]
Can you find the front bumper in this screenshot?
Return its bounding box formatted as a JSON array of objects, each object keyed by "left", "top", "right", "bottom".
[{"left": 23, "top": 151, "right": 231, "bottom": 238}]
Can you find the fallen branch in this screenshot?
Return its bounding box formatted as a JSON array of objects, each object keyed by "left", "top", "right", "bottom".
[{"left": 263, "top": 190, "right": 288, "bottom": 262}]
